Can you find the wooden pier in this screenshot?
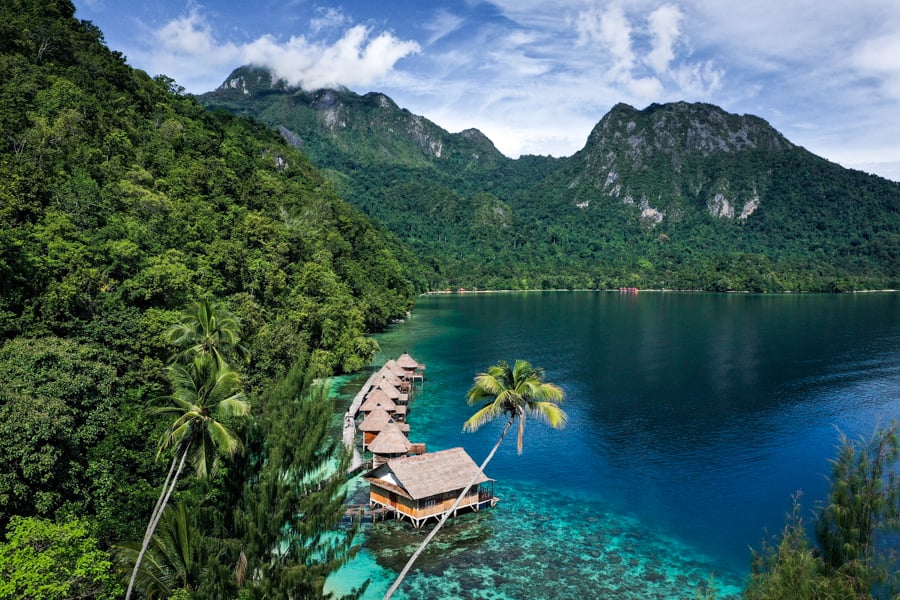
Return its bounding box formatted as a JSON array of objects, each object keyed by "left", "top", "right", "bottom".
[{"left": 343, "top": 370, "right": 382, "bottom": 472}]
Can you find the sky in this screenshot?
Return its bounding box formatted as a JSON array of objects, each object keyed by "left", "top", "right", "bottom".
[{"left": 71, "top": 1, "right": 900, "bottom": 181}]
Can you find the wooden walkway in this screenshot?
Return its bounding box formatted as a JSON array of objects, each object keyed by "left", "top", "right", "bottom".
[{"left": 343, "top": 370, "right": 382, "bottom": 472}]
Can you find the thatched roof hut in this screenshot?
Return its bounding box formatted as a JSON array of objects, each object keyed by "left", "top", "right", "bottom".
[
  {"left": 368, "top": 422, "right": 412, "bottom": 466},
  {"left": 396, "top": 353, "right": 422, "bottom": 370},
  {"left": 358, "top": 407, "right": 409, "bottom": 449},
  {"left": 373, "top": 380, "right": 407, "bottom": 403},
  {"left": 375, "top": 370, "right": 405, "bottom": 389},
  {"left": 359, "top": 388, "right": 397, "bottom": 414},
  {"left": 383, "top": 359, "right": 407, "bottom": 379},
  {"left": 364, "top": 447, "right": 496, "bottom": 527}
]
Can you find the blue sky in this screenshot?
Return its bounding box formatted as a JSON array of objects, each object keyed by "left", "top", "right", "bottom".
[{"left": 72, "top": 1, "right": 900, "bottom": 181}]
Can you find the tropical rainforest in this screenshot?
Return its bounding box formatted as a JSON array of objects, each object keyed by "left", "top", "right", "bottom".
[
  {"left": 203, "top": 67, "right": 900, "bottom": 293},
  {"left": 0, "top": 1, "right": 420, "bottom": 597}
]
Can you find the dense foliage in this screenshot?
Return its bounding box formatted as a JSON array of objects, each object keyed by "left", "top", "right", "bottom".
[
  {"left": 203, "top": 70, "right": 900, "bottom": 292},
  {"left": 0, "top": 0, "right": 417, "bottom": 596},
  {"left": 747, "top": 423, "right": 900, "bottom": 599},
  {"left": 0, "top": 516, "right": 122, "bottom": 600}
]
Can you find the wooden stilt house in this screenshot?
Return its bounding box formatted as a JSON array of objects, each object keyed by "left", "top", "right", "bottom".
[
  {"left": 358, "top": 388, "right": 397, "bottom": 416},
  {"left": 364, "top": 447, "right": 496, "bottom": 528},
  {"left": 376, "top": 367, "right": 409, "bottom": 393},
  {"left": 397, "top": 352, "right": 425, "bottom": 384},
  {"left": 367, "top": 421, "right": 414, "bottom": 467},
  {"left": 358, "top": 407, "right": 409, "bottom": 451}
]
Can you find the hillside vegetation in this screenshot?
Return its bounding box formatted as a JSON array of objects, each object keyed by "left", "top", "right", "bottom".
[
  {"left": 0, "top": 1, "right": 418, "bottom": 596},
  {"left": 204, "top": 68, "right": 900, "bottom": 292}
]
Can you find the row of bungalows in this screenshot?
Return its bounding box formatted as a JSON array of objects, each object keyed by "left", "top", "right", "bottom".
[{"left": 355, "top": 353, "right": 498, "bottom": 528}]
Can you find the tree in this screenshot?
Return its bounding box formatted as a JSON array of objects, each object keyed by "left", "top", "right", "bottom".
[
  {"left": 231, "top": 363, "right": 365, "bottom": 599},
  {"left": 165, "top": 299, "right": 248, "bottom": 368},
  {"left": 745, "top": 423, "right": 900, "bottom": 599},
  {"left": 0, "top": 516, "right": 122, "bottom": 600},
  {"left": 125, "top": 346, "right": 251, "bottom": 598},
  {"left": 746, "top": 493, "right": 857, "bottom": 600},
  {"left": 384, "top": 359, "right": 566, "bottom": 599},
  {"left": 815, "top": 422, "right": 900, "bottom": 596},
  {"left": 116, "top": 500, "right": 222, "bottom": 600}
]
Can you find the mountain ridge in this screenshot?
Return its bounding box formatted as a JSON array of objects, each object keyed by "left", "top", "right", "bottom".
[{"left": 202, "top": 65, "right": 899, "bottom": 292}]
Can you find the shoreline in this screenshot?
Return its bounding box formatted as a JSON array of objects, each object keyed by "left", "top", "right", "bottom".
[{"left": 422, "top": 287, "right": 899, "bottom": 296}]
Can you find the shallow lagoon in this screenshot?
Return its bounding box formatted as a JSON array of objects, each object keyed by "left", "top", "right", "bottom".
[{"left": 327, "top": 292, "right": 899, "bottom": 599}]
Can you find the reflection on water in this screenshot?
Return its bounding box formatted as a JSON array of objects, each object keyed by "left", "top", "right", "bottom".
[{"left": 327, "top": 292, "right": 899, "bottom": 599}]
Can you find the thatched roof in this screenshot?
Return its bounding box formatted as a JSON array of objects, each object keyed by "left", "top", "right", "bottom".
[
  {"left": 396, "top": 353, "right": 422, "bottom": 370},
  {"left": 382, "top": 360, "right": 407, "bottom": 378},
  {"left": 367, "top": 422, "right": 412, "bottom": 454},
  {"left": 359, "top": 407, "right": 408, "bottom": 433},
  {"left": 358, "top": 407, "right": 392, "bottom": 431},
  {"left": 364, "top": 447, "right": 490, "bottom": 500},
  {"left": 373, "top": 379, "right": 403, "bottom": 401},
  {"left": 375, "top": 371, "right": 404, "bottom": 388},
  {"left": 359, "top": 389, "right": 397, "bottom": 413}
]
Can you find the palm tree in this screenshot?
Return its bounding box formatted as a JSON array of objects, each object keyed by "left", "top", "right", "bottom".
[
  {"left": 384, "top": 359, "right": 566, "bottom": 599},
  {"left": 117, "top": 501, "right": 218, "bottom": 599},
  {"left": 165, "top": 299, "right": 248, "bottom": 368},
  {"left": 125, "top": 354, "right": 250, "bottom": 599}
]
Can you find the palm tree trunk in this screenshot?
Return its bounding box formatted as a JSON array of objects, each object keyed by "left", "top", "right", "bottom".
[
  {"left": 383, "top": 416, "right": 514, "bottom": 600},
  {"left": 125, "top": 439, "right": 191, "bottom": 600},
  {"left": 142, "top": 448, "right": 180, "bottom": 546}
]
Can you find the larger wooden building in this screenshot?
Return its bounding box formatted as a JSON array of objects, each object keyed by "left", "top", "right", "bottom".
[{"left": 363, "top": 447, "right": 496, "bottom": 528}]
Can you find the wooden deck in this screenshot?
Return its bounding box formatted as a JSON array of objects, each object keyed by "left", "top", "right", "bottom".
[{"left": 368, "top": 485, "right": 498, "bottom": 528}]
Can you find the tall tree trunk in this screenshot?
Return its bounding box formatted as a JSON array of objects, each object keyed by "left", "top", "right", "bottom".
[
  {"left": 383, "top": 416, "right": 514, "bottom": 600},
  {"left": 126, "top": 439, "right": 191, "bottom": 600}
]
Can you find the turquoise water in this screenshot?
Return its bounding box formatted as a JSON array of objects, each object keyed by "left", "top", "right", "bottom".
[{"left": 327, "top": 292, "right": 900, "bottom": 599}]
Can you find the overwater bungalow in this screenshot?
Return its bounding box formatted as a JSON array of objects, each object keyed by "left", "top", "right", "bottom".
[
  {"left": 358, "top": 407, "right": 409, "bottom": 451},
  {"left": 358, "top": 388, "right": 398, "bottom": 416},
  {"left": 396, "top": 352, "right": 425, "bottom": 383},
  {"left": 376, "top": 367, "right": 409, "bottom": 392},
  {"left": 382, "top": 359, "right": 409, "bottom": 384},
  {"left": 376, "top": 370, "right": 405, "bottom": 389},
  {"left": 373, "top": 379, "right": 408, "bottom": 404},
  {"left": 364, "top": 447, "right": 496, "bottom": 528},
  {"left": 368, "top": 422, "right": 414, "bottom": 467}
]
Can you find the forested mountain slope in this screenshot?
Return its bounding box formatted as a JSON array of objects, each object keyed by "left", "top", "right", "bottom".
[
  {"left": 203, "top": 68, "right": 899, "bottom": 292},
  {"left": 0, "top": 2, "right": 418, "bottom": 596}
]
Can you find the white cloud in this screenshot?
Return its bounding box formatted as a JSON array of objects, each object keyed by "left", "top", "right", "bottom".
[
  {"left": 423, "top": 9, "right": 465, "bottom": 46},
  {"left": 576, "top": 5, "right": 635, "bottom": 79},
  {"left": 852, "top": 33, "right": 900, "bottom": 99},
  {"left": 155, "top": 10, "right": 233, "bottom": 57},
  {"left": 645, "top": 4, "right": 682, "bottom": 75},
  {"left": 309, "top": 7, "right": 350, "bottom": 36},
  {"left": 244, "top": 26, "right": 420, "bottom": 90},
  {"left": 137, "top": 9, "right": 419, "bottom": 93}
]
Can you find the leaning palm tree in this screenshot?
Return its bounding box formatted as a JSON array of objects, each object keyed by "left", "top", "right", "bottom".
[
  {"left": 384, "top": 359, "right": 566, "bottom": 599},
  {"left": 125, "top": 354, "right": 250, "bottom": 599}
]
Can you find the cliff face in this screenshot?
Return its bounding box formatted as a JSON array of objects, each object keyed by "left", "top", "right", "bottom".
[{"left": 563, "top": 102, "right": 795, "bottom": 223}]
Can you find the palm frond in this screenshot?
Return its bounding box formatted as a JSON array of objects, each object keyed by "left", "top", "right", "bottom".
[
  {"left": 206, "top": 419, "right": 243, "bottom": 458},
  {"left": 528, "top": 402, "right": 568, "bottom": 429},
  {"left": 215, "top": 396, "right": 251, "bottom": 418},
  {"left": 463, "top": 402, "right": 505, "bottom": 432}
]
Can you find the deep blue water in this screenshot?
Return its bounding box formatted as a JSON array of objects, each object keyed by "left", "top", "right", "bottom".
[{"left": 327, "top": 292, "right": 900, "bottom": 599}]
